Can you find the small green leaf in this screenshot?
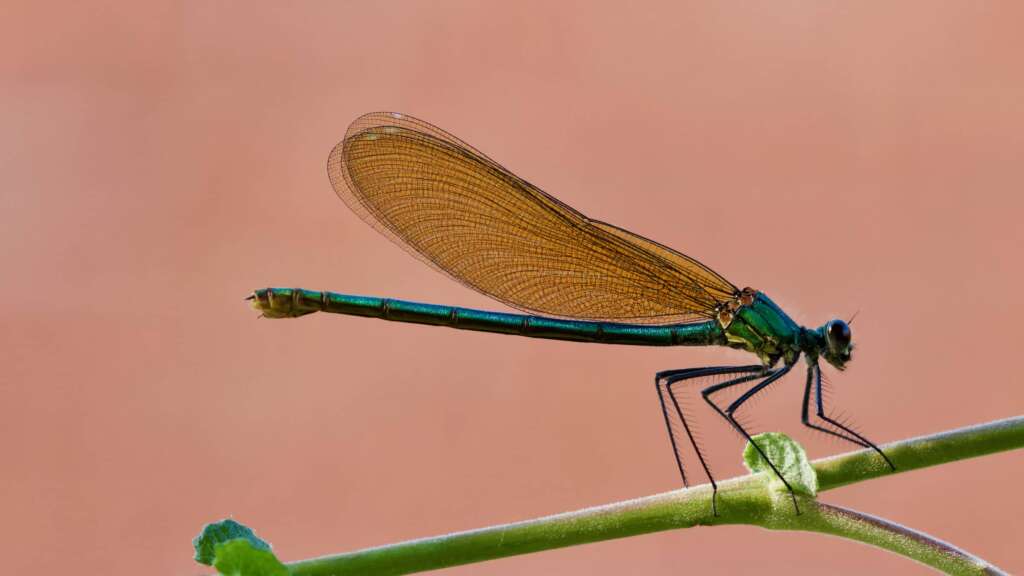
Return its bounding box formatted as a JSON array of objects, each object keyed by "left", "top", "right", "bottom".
[
  {"left": 193, "top": 518, "right": 272, "bottom": 566},
  {"left": 213, "top": 539, "right": 288, "bottom": 576},
  {"left": 743, "top": 432, "right": 818, "bottom": 497}
]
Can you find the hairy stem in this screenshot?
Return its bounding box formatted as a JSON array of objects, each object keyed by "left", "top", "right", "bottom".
[
  {"left": 285, "top": 416, "right": 1022, "bottom": 576},
  {"left": 779, "top": 502, "right": 1006, "bottom": 575}
]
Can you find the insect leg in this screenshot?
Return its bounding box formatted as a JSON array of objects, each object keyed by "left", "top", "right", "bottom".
[
  {"left": 800, "top": 363, "right": 871, "bottom": 448},
  {"left": 809, "top": 363, "right": 896, "bottom": 471},
  {"left": 703, "top": 363, "right": 801, "bottom": 514},
  {"left": 656, "top": 365, "right": 764, "bottom": 516}
]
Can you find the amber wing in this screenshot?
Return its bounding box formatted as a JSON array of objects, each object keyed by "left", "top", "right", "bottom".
[{"left": 327, "top": 112, "right": 738, "bottom": 325}]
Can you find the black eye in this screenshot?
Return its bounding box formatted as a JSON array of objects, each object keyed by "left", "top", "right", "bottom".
[{"left": 827, "top": 320, "right": 851, "bottom": 350}]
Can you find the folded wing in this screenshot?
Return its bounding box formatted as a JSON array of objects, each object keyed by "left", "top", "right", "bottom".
[{"left": 328, "top": 112, "right": 737, "bottom": 325}]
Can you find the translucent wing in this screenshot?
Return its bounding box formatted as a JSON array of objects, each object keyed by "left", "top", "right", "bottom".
[{"left": 327, "top": 112, "right": 738, "bottom": 325}]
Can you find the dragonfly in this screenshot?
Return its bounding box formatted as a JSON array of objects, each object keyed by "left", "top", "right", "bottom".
[{"left": 249, "top": 112, "right": 895, "bottom": 515}]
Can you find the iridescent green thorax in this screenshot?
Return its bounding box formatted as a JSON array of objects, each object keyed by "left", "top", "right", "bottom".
[{"left": 720, "top": 289, "right": 804, "bottom": 366}]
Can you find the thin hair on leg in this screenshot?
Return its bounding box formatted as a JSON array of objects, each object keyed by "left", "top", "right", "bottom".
[
  {"left": 655, "top": 365, "right": 763, "bottom": 516},
  {"left": 703, "top": 364, "right": 802, "bottom": 514}
]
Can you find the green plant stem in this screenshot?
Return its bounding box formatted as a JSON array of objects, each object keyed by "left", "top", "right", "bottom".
[
  {"left": 814, "top": 414, "right": 1024, "bottom": 491},
  {"left": 286, "top": 416, "right": 1022, "bottom": 576},
  {"left": 788, "top": 502, "right": 1005, "bottom": 575}
]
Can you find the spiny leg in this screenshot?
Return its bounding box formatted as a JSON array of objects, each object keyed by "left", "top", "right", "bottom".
[
  {"left": 702, "top": 363, "right": 802, "bottom": 514},
  {"left": 808, "top": 363, "right": 896, "bottom": 471},
  {"left": 671, "top": 370, "right": 765, "bottom": 515},
  {"left": 655, "top": 370, "right": 693, "bottom": 487},
  {"left": 800, "top": 363, "right": 870, "bottom": 448},
  {"left": 656, "top": 367, "right": 759, "bottom": 486},
  {"left": 656, "top": 365, "right": 764, "bottom": 516}
]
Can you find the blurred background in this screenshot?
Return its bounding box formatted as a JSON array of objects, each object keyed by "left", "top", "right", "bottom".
[{"left": 2, "top": 1, "right": 1022, "bottom": 574}]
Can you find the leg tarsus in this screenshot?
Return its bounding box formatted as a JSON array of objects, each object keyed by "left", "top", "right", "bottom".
[{"left": 809, "top": 363, "right": 896, "bottom": 471}]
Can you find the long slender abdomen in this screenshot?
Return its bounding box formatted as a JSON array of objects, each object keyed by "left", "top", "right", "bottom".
[{"left": 249, "top": 288, "right": 724, "bottom": 347}]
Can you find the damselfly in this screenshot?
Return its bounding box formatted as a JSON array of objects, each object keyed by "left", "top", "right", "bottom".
[{"left": 249, "top": 112, "right": 894, "bottom": 514}]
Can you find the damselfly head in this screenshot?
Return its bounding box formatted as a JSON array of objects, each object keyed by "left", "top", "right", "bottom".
[{"left": 821, "top": 319, "right": 853, "bottom": 370}]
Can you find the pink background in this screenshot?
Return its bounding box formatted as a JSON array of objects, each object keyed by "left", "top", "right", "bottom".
[{"left": 2, "top": 2, "right": 1022, "bottom": 573}]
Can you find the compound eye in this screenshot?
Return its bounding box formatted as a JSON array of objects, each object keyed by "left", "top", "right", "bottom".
[{"left": 827, "top": 320, "right": 852, "bottom": 350}]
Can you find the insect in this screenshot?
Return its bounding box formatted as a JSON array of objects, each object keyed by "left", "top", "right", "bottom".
[{"left": 249, "top": 112, "right": 894, "bottom": 515}]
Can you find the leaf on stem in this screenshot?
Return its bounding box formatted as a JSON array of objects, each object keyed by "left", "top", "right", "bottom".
[
  {"left": 193, "top": 518, "right": 273, "bottom": 566},
  {"left": 743, "top": 432, "right": 818, "bottom": 497},
  {"left": 212, "top": 539, "right": 288, "bottom": 576}
]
